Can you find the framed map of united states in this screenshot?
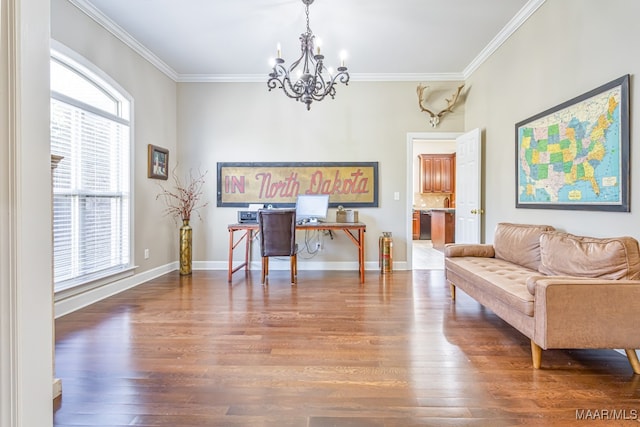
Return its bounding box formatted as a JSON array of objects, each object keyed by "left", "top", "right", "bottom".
[{"left": 515, "top": 74, "right": 629, "bottom": 212}]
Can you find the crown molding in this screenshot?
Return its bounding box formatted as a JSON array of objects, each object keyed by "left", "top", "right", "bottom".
[
  {"left": 463, "top": 0, "right": 546, "bottom": 79},
  {"left": 347, "top": 73, "right": 464, "bottom": 83},
  {"left": 67, "top": 0, "right": 179, "bottom": 81},
  {"left": 67, "top": 0, "right": 544, "bottom": 84},
  {"left": 177, "top": 72, "right": 465, "bottom": 83},
  {"left": 177, "top": 74, "right": 266, "bottom": 83}
]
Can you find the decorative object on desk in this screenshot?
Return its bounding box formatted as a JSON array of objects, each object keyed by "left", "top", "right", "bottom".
[
  {"left": 516, "top": 74, "right": 629, "bottom": 212},
  {"left": 156, "top": 168, "right": 209, "bottom": 275},
  {"left": 147, "top": 144, "right": 169, "bottom": 180},
  {"left": 336, "top": 205, "right": 358, "bottom": 223},
  {"left": 267, "top": 0, "right": 349, "bottom": 111},
  {"left": 416, "top": 84, "right": 465, "bottom": 127}
]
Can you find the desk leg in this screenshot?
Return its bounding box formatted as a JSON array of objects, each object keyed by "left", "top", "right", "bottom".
[
  {"left": 227, "top": 229, "right": 235, "bottom": 282},
  {"left": 244, "top": 230, "right": 252, "bottom": 273},
  {"left": 228, "top": 229, "right": 253, "bottom": 283},
  {"left": 359, "top": 228, "right": 365, "bottom": 283},
  {"left": 341, "top": 227, "right": 366, "bottom": 283}
]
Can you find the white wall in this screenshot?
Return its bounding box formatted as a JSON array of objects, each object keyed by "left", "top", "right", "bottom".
[
  {"left": 177, "top": 81, "right": 465, "bottom": 268},
  {"left": 1, "top": 0, "right": 53, "bottom": 425},
  {"left": 50, "top": 0, "right": 464, "bottom": 275},
  {"left": 466, "top": 0, "right": 640, "bottom": 242},
  {"left": 48, "top": 0, "right": 640, "bottom": 284},
  {"left": 51, "top": 0, "right": 179, "bottom": 276}
]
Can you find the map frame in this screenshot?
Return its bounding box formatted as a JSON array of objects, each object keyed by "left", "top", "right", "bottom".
[{"left": 515, "top": 74, "right": 630, "bottom": 212}]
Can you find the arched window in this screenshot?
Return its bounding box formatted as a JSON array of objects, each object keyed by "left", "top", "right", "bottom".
[{"left": 50, "top": 43, "right": 132, "bottom": 292}]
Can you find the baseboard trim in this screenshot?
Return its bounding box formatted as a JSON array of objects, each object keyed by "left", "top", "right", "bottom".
[
  {"left": 54, "top": 262, "right": 178, "bottom": 318},
  {"left": 194, "top": 260, "right": 410, "bottom": 271}
]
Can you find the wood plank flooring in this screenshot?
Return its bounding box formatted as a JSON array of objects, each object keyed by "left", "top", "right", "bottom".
[{"left": 54, "top": 270, "right": 640, "bottom": 426}]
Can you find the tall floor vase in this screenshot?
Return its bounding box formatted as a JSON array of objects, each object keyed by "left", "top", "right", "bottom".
[{"left": 180, "top": 219, "right": 192, "bottom": 275}]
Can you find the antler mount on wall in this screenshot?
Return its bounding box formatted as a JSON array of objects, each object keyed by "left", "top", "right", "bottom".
[{"left": 416, "top": 84, "right": 465, "bottom": 127}]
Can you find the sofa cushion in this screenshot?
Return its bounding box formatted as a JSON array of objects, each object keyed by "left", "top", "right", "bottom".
[
  {"left": 446, "top": 256, "right": 538, "bottom": 316},
  {"left": 493, "top": 223, "right": 555, "bottom": 271},
  {"left": 538, "top": 231, "right": 640, "bottom": 280}
]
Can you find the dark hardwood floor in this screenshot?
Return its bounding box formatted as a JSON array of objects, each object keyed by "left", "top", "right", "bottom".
[{"left": 54, "top": 269, "right": 640, "bottom": 426}]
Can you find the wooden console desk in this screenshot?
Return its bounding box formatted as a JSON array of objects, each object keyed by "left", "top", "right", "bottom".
[{"left": 227, "top": 222, "right": 367, "bottom": 283}]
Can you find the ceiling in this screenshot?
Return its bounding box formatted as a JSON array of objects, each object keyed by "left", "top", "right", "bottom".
[{"left": 70, "top": 0, "right": 543, "bottom": 82}]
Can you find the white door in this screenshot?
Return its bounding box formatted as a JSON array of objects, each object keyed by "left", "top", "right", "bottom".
[{"left": 455, "top": 128, "right": 482, "bottom": 243}]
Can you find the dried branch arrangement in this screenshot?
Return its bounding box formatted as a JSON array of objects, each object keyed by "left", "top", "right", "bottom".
[{"left": 156, "top": 168, "right": 209, "bottom": 223}]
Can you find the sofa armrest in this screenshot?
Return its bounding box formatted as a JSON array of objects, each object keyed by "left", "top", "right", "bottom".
[
  {"left": 532, "top": 278, "right": 640, "bottom": 349},
  {"left": 526, "top": 275, "right": 589, "bottom": 295},
  {"left": 444, "top": 244, "right": 495, "bottom": 258}
]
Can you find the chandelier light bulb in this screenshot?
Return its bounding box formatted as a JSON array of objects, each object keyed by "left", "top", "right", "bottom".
[{"left": 339, "top": 50, "right": 347, "bottom": 68}]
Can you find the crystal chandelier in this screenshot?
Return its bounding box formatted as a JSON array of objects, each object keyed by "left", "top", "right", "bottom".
[{"left": 267, "top": 0, "right": 349, "bottom": 111}]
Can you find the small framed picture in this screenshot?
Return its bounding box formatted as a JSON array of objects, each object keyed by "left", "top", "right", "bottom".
[{"left": 148, "top": 144, "right": 169, "bottom": 180}]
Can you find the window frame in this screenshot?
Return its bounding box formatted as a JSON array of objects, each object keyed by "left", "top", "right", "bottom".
[{"left": 50, "top": 40, "right": 135, "bottom": 299}]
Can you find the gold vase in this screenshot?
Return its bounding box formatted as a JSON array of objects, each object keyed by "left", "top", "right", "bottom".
[{"left": 179, "top": 219, "right": 192, "bottom": 275}]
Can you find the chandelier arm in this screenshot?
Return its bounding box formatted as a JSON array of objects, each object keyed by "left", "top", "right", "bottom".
[
  {"left": 268, "top": 64, "right": 306, "bottom": 100},
  {"left": 309, "top": 65, "right": 330, "bottom": 101},
  {"left": 310, "top": 61, "right": 348, "bottom": 101},
  {"left": 316, "top": 70, "right": 348, "bottom": 101},
  {"left": 288, "top": 47, "right": 308, "bottom": 73},
  {"left": 282, "top": 77, "right": 305, "bottom": 99},
  {"left": 310, "top": 81, "right": 335, "bottom": 101},
  {"left": 335, "top": 70, "right": 350, "bottom": 85},
  {"left": 267, "top": 63, "right": 286, "bottom": 85}
]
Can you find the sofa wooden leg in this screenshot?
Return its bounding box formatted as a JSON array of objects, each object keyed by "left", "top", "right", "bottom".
[
  {"left": 531, "top": 341, "right": 542, "bottom": 369},
  {"left": 624, "top": 349, "right": 640, "bottom": 374},
  {"left": 449, "top": 284, "right": 456, "bottom": 301}
]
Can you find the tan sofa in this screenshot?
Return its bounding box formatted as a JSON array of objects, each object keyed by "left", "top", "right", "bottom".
[{"left": 444, "top": 222, "right": 640, "bottom": 374}]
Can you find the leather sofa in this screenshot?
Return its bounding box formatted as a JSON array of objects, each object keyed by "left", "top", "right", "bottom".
[{"left": 444, "top": 222, "right": 640, "bottom": 374}]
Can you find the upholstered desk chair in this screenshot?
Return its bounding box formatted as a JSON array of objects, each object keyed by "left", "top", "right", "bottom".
[{"left": 257, "top": 209, "right": 297, "bottom": 284}]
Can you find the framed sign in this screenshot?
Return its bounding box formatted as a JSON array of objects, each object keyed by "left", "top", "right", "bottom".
[
  {"left": 217, "top": 162, "right": 378, "bottom": 207},
  {"left": 516, "top": 74, "right": 629, "bottom": 211},
  {"left": 148, "top": 144, "right": 169, "bottom": 180}
]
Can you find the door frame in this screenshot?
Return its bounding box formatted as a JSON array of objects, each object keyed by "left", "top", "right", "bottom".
[{"left": 406, "top": 132, "right": 462, "bottom": 270}]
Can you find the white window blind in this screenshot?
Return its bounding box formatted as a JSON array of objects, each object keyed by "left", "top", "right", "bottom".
[{"left": 50, "top": 51, "right": 132, "bottom": 292}]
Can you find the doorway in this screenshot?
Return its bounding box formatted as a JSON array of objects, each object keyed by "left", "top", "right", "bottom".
[{"left": 406, "top": 132, "right": 461, "bottom": 270}]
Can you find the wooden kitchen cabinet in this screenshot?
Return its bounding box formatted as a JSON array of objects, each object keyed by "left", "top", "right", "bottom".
[
  {"left": 412, "top": 211, "right": 420, "bottom": 240},
  {"left": 419, "top": 154, "right": 455, "bottom": 193}
]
